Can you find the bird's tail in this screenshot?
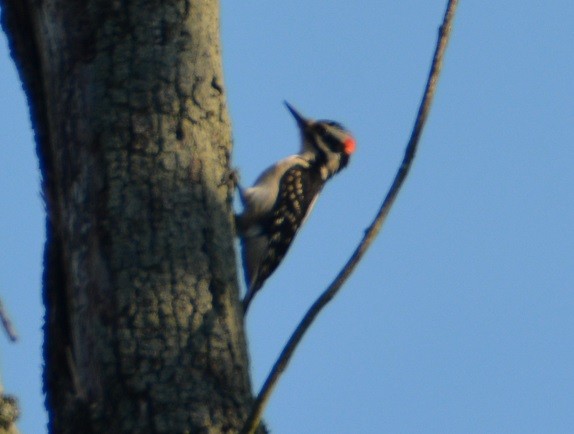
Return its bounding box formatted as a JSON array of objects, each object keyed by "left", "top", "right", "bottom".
[
  {"left": 242, "top": 282, "right": 259, "bottom": 314},
  {"left": 242, "top": 290, "right": 254, "bottom": 314}
]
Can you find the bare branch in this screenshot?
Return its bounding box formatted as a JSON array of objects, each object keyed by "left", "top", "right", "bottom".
[
  {"left": 0, "top": 298, "right": 18, "bottom": 342},
  {"left": 241, "top": 1, "right": 459, "bottom": 432}
]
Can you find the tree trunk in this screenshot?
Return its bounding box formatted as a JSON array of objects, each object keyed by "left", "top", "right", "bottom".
[{"left": 1, "top": 0, "right": 254, "bottom": 432}]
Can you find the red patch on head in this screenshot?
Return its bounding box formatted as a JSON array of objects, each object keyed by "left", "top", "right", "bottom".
[{"left": 343, "top": 136, "right": 356, "bottom": 155}]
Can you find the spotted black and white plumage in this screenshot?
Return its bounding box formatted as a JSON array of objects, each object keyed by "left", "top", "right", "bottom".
[{"left": 236, "top": 102, "right": 356, "bottom": 313}]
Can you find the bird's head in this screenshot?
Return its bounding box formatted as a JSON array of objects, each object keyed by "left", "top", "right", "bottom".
[{"left": 285, "top": 101, "right": 356, "bottom": 176}]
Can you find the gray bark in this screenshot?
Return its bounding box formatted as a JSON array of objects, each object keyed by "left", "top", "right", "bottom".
[{"left": 1, "top": 0, "right": 254, "bottom": 432}]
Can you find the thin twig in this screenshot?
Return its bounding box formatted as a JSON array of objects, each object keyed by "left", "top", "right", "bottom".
[
  {"left": 241, "top": 1, "right": 459, "bottom": 433},
  {"left": 0, "top": 297, "right": 18, "bottom": 342}
]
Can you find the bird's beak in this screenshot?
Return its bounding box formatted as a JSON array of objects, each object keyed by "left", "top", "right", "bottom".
[{"left": 284, "top": 101, "right": 310, "bottom": 129}]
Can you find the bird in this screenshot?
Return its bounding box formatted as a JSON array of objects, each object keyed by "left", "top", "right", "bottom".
[{"left": 235, "top": 102, "right": 356, "bottom": 313}]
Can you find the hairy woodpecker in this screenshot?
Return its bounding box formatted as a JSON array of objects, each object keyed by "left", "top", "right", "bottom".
[{"left": 236, "top": 102, "right": 356, "bottom": 313}]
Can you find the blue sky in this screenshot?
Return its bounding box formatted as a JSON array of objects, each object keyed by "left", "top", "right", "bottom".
[{"left": 1, "top": 2, "right": 573, "bottom": 433}]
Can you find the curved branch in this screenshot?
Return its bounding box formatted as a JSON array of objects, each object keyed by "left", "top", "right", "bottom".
[{"left": 241, "top": 1, "right": 459, "bottom": 433}]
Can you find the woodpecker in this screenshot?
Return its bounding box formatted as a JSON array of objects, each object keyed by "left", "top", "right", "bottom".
[{"left": 236, "top": 102, "right": 356, "bottom": 313}]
